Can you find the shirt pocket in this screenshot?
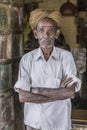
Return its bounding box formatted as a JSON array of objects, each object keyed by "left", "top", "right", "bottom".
[{"left": 45, "top": 77, "right": 61, "bottom": 88}]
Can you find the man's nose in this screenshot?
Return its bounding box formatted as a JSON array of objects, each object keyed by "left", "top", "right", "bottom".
[{"left": 43, "top": 31, "right": 49, "bottom": 38}]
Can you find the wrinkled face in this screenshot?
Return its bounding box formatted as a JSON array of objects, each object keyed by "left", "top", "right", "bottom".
[{"left": 34, "top": 18, "right": 60, "bottom": 49}]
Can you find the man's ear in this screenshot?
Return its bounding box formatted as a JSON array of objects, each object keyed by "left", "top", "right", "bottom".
[
  {"left": 55, "top": 29, "right": 60, "bottom": 39},
  {"left": 33, "top": 30, "right": 38, "bottom": 39}
]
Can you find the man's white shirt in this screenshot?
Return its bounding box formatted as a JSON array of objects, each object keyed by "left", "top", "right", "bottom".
[{"left": 14, "top": 46, "right": 81, "bottom": 130}]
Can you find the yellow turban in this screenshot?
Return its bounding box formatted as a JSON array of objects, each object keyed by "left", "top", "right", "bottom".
[{"left": 29, "top": 9, "right": 62, "bottom": 30}]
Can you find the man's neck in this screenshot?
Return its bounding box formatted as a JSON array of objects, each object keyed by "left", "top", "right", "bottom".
[{"left": 41, "top": 46, "right": 53, "bottom": 61}]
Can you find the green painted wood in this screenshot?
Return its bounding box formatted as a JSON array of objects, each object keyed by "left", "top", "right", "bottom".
[{"left": 0, "top": 59, "right": 12, "bottom": 92}]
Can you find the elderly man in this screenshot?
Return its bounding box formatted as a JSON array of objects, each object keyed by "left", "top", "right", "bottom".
[{"left": 14, "top": 9, "right": 81, "bottom": 130}]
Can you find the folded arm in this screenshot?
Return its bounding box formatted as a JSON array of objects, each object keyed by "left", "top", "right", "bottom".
[
  {"left": 19, "top": 89, "right": 53, "bottom": 103},
  {"left": 19, "top": 86, "right": 75, "bottom": 103},
  {"left": 31, "top": 76, "right": 76, "bottom": 100},
  {"left": 32, "top": 84, "right": 75, "bottom": 100},
  {"left": 15, "top": 54, "right": 81, "bottom": 103},
  {"left": 18, "top": 76, "right": 76, "bottom": 103}
]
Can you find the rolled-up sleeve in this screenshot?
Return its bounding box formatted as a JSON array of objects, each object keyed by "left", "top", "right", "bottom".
[
  {"left": 14, "top": 55, "right": 32, "bottom": 92},
  {"left": 67, "top": 75, "right": 81, "bottom": 92}
]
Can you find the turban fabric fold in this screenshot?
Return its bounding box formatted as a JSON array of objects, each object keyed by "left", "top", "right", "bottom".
[{"left": 29, "top": 9, "right": 62, "bottom": 30}]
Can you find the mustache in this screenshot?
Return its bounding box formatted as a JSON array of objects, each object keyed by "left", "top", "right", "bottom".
[{"left": 40, "top": 38, "right": 53, "bottom": 42}]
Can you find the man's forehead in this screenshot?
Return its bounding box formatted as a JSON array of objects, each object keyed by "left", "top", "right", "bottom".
[
  {"left": 37, "top": 20, "right": 54, "bottom": 28},
  {"left": 36, "top": 17, "right": 58, "bottom": 30}
]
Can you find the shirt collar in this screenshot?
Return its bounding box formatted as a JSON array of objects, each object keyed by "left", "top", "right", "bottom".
[
  {"left": 34, "top": 47, "right": 44, "bottom": 61},
  {"left": 34, "top": 46, "right": 59, "bottom": 61},
  {"left": 51, "top": 46, "right": 59, "bottom": 60}
]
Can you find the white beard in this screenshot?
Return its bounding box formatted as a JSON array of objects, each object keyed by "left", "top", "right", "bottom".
[{"left": 39, "top": 38, "right": 55, "bottom": 49}]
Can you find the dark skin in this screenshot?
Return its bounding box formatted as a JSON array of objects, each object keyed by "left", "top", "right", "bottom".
[
  {"left": 19, "top": 82, "right": 75, "bottom": 103},
  {"left": 19, "top": 18, "right": 76, "bottom": 103}
]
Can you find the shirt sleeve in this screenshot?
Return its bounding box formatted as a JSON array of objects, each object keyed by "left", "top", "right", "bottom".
[
  {"left": 62, "top": 51, "right": 82, "bottom": 92},
  {"left": 14, "top": 55, "right": 32, "bottom": 92}
]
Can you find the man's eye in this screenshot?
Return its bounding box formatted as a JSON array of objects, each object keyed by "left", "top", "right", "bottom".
[{"left": 38, "top": 29, "right": 44, "bottom": 33}]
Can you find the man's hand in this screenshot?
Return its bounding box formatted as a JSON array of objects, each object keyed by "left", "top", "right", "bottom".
[
  {"left": 60, "top": 75, "right": 76, "bottom": 88},
  {"left": 60, "top": 75, "right": 77, "bottom": 98}
]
